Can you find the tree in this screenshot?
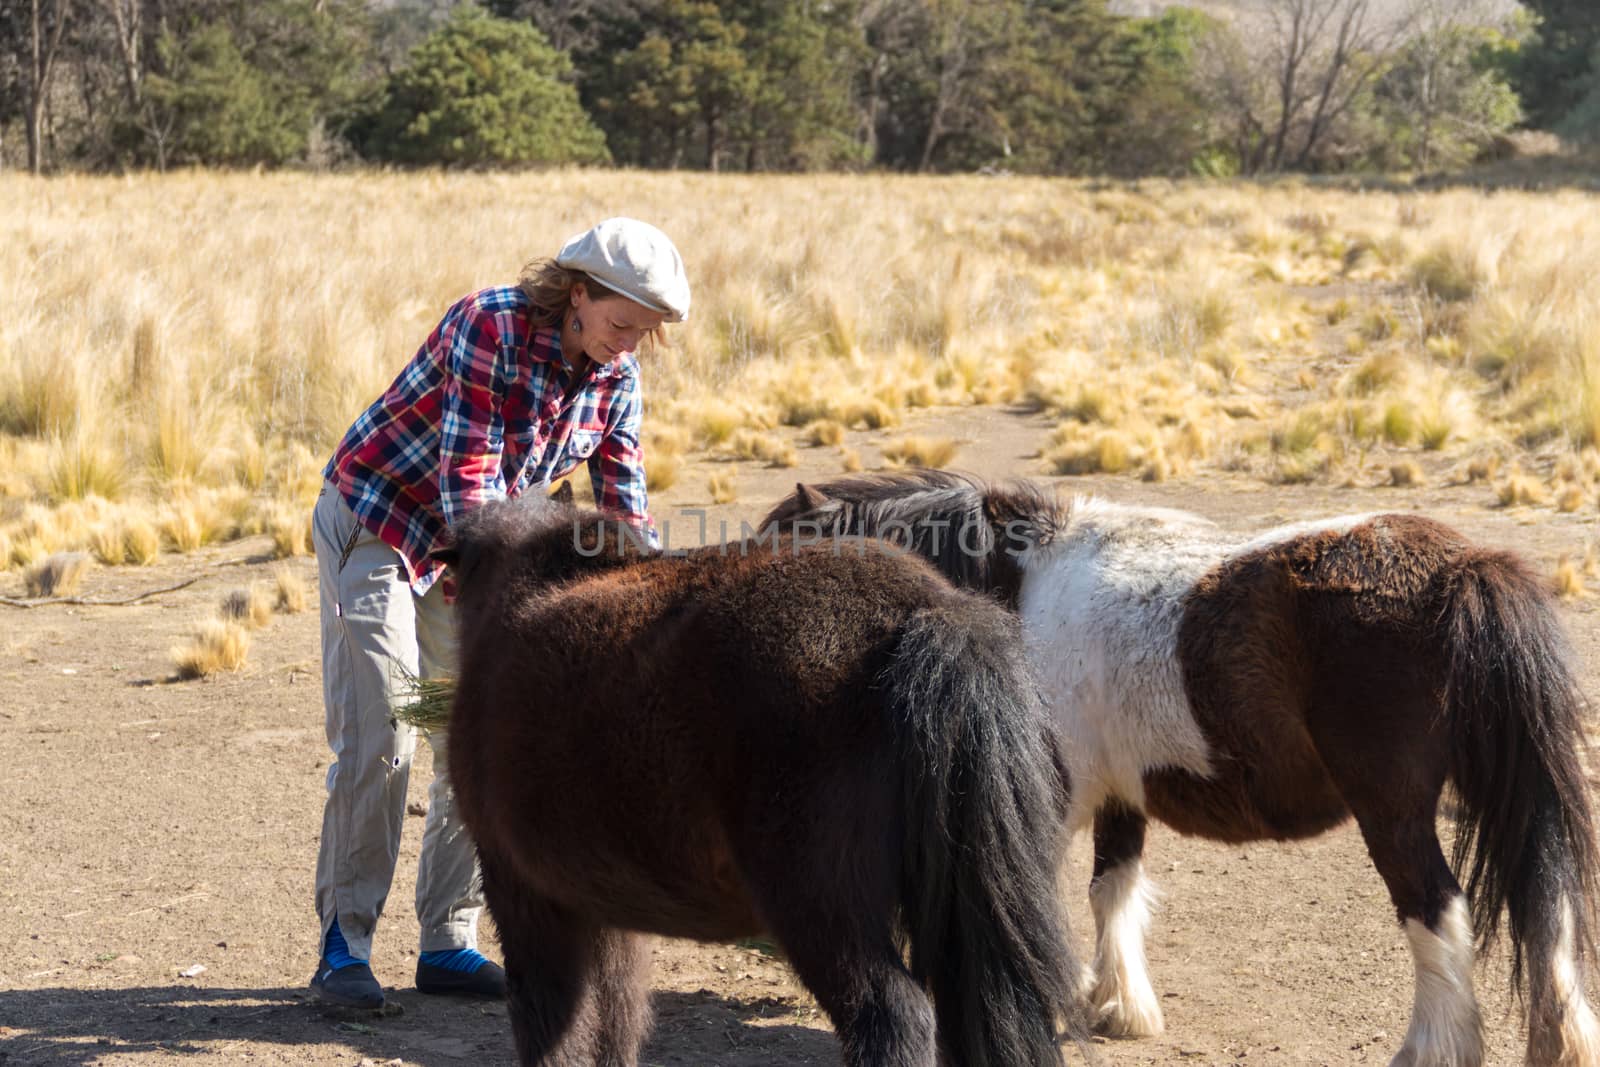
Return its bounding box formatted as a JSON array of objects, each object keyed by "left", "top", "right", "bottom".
[
  {"left": 1371, "top": 0, "right": 1521, "bottom": 170},
  {"left": 360, "top": 7, "right": 609, "bottom": 166},
  {"left": 18, "top": 0, "right": 72, "bottom": 172},
  {"left": 1555, "top": 49, "right": 1600, "bottom": 143},
  {"left": 486, "top": 0, "right": 640, "bottom": 55},
  {"left": 993, "top": 0, "right": 1143, "bottom": 174},
  {"left": 145, "top": 21, "right": 293, "bottom": 163},
  {"left": 1192, "top": 0, "right": 1412, "bottom": 173},
  {"left": 733, "top": 0, "right": 865, "bottom": 170},
  {"left": 1511, "top": 0, "right": 1598, "bottom": 130},
  {"left": 142, "top": 0, "right": 370, "bottom": 167},
  {"left": 585, "top": 0, "right": 759, "bottom": 170},
  {"left": 1098, "top": 8, "right": 1225, "bottom": 176}
]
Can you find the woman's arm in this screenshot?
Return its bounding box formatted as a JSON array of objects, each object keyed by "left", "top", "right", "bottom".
[
  {"left": 589, "top": 374, "right": 658, "bottom": 548},
  {"left": 437, "top": 299, "right": 513, "bottom": 526}
]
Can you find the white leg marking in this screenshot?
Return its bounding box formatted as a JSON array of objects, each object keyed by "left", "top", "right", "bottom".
[
  {"left": 1528, "top": 899, "right": 1600, "bottom": 1067},
  {"left": 1390, "top": 895, "right": 1483, "bottom": 1067},
  {"left": 1088, "top": 860, "right": 1163, "bottom": 1038}
]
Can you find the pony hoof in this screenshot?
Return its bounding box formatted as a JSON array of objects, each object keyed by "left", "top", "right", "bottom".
[
  {"left": 1090, "top": 998, "right": 1164, "bottom": 1040},
  {"left": 1387, "top": 1044, "right": 1483, "bottom": 1067}
]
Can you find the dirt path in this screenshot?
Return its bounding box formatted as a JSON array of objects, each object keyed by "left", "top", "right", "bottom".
[{"left": 4, "top": 405, "right": 1598, "bottom": 1066}]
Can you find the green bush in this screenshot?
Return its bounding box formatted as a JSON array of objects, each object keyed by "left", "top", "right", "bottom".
[{"left": 361, "top": 8, "right": 609, "bottom": 166}]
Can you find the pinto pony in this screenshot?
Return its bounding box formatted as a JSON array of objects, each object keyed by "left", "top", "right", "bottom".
[
  {"left": 435, "top": 493, "right": 1087, "bottom": 1067},
  {"left": 765, "top": 470, "right": 1600, "bottom": 1067}
]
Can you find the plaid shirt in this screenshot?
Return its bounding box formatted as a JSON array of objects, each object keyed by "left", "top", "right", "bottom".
[{"left": 324, "top": 285, "right": 655, "bottom": 595}]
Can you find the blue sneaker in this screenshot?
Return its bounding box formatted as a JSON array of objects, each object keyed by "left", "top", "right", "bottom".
[
  {"left": 310, "top": 957, "right": 385, "bottom": 1009},
  {"left": 415, "top": 949, "right": 506, "bottom": 998}
]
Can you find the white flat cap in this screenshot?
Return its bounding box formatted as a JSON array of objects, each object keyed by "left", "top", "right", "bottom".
[{"left": 556, "top": 217, "right": 690, "bottom": 323}]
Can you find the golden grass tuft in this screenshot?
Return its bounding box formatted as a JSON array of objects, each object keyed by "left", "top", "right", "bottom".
[
  {"left": 271, "top": 564, "right": 309, "bottom": 614},
  {"left": 45, "top": 435, "right": 127, "bottom": 502},
  {"left": 646, "top": 451, "right": 683, "bottom": 491},
  {"left": 171, "top": 617, "right": 251, "bottom": 679},
  {"left": 1381, "top": 401, "right": 1419, "bottom": 447},
  {"left": 1346, "top": 352, "right": 1408, "bottom": 397},
  {"left": 708, "top": 471, "right": 738, "bottom": 504},
  {"left": 220, "top": 584, "right": 274, "bottom": 630},
  {"left": 1557, "top": 486, "right": 1586, "bottom": 513},
  {"left": 162, "top": 498, "right": 219, "bottom": 553},
  {"left": 693, "top": 401, "right": 748, "bottom": 447},
  {"left": 1411, "top": 241, "right": 1491, "bottom": 303},
  {"left": 1389, "top": 461, "right": 1424, "bottom": 488},
  {"left": 1273, "top": 451, "right": 1333, "bottom": 485},
  {"left": 1554, "top": 557, "right": 1586, "bottom": 600},
  {"left": 1046, "top": 429, "right": 1138, "bottom": 476},
  {"left": 841, "top": 448, "right": 863, "bottom": 473},
  {"left": 1465, "top": 454, "right": 1502, "bottom": 483},
  {"left": 266, "top": 506, "right": 311, "bottom": 559},
  {"left": 731, "top": 430, "right": 798, "bottom": 468},
  {"left": 124, "top": 520, "right": 161, "bottom": 566},
  {"left": 805, "top": 420, "right": 846, "bottom": 447},
  {"left": 1497, "top": 472, "right": 1550, "bottom": 508},
  {"left": 24, "top": 552, "right": 90, "bottom": 597},
  {"left": 842, "top": 399, "right": 899, "bottom": 431},
  {"left": 880, "top": 436, "right": 960, "bottom": 470},
  {"left": 89, "top": 521, "right": 128, "bottom": 566}
]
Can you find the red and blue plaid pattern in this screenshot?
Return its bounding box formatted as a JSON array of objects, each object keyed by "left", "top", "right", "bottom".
[{"left": 324, "top": 285, "right": 654, "bottom": 594}]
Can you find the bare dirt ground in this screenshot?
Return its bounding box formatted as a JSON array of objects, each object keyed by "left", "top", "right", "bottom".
[{"left": 4, "top": 404, "right": 1599, "bottom": 1067}]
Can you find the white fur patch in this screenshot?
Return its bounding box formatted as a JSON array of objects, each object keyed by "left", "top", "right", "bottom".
[
  {"left": 1391, "top": 895, "right": 1483, "bottom": 1067},
  {"left": 1016, "top": 499, "right": 1389, "bottom": 830},
  {"left": 1230, "top": 512, "right": 1380, "bottom": 556},
  {"left": 1087, "top": 859, "right": 1164, "bottom": 1038},
  {"left": 1018, "top": 499, "right": 1230, "bottom": 826},
  {"left": 1533, "top": 900, "right": 1600, "bottom": 1067}
]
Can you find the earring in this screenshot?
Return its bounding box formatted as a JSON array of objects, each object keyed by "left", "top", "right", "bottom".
[{"left": 571, "top": 311, "right": 583, "bottom": 334}]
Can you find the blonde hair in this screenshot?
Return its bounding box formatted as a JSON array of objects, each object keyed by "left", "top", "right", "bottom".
[{"left": 518, "top": 258, "right": 667, "bottom": 347}]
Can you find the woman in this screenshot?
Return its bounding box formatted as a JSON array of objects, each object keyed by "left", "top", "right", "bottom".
[{"left": 309, "top": 217, "right": 689, "bottom": 1009}]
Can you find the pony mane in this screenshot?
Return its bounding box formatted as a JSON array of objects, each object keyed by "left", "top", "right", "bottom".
[
  {"left": 761, "top": 469, "right": 1067, "bottom": 596},
  {"left": 445, "top": 493, "right": 650, "bottom": 597},
  {"left": 451, "top": 492, "right": 572, "bottom": 555}
]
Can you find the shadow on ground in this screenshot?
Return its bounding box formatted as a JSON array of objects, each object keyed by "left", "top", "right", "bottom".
[{"left": 0, "top": 986, "right": 839, "bottom": 1066}]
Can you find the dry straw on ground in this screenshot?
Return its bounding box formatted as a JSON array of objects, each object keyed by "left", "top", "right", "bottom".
[
  {"left": 272, "top": 564, "right": 309, "bottom": 613},
  {"left": 24, "top": 552, "right": 90, "bottom": 597},
  {"left": 1554, "top": 557, "right": 1587, "bottom": 600},
  {"left": 880, "top": 436, "right": 961, "bottom": 469},
  {"left": 221, "top": 585, "right": 275, "bottom": 630},
  {"left": 171, "top": 618, "right": 251, "bottom": 679},
  {"left": 708, "top": 471, "right": 737, "bottom": 504}
]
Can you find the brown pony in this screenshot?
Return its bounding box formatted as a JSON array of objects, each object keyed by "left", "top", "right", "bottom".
[
  {"left": 766, "top": 470, "right": 1600, "bottom": 1067},
  {"left": 435, "top": 492, "right": 1088, "bottom": 1067}
]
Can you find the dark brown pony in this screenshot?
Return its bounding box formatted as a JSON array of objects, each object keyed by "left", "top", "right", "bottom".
[
  {"left": 765, "top": 470, "right": 1600, "bottom": 1067},
  {"left": 435, "top": 493, "right": 1088, "bottom": 1067}
]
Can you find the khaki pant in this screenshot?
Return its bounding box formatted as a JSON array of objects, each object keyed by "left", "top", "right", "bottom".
[{"left": 312, "top": 483, "right": 482, "bottom": 963}]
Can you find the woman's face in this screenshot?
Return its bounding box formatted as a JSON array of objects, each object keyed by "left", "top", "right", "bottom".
[{"left": 570, "top": 283, "right": 666, "bottom": 364}]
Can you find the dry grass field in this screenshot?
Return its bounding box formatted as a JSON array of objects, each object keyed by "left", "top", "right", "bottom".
[{"left": 5, "top": 170, "right": 1599, "bottom": 588}]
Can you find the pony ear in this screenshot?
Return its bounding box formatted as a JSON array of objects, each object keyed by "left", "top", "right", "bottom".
[
  {"left": 550, "top": 480, "right": 576, "bottom": 508},
  {"left": 794, "top": 483, "right": 831, "bottom": 513},
  {"left": 984, "top": 491, "right": 1052, "bottom": 551}
]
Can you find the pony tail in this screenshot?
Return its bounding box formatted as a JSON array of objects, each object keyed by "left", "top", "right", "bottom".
[
  {"left": 1438, "top": 548, "right": 1600, "bottom": 1050},
  {"left": 884, "top": 599, "right": 1088, "bottom": 1066}
]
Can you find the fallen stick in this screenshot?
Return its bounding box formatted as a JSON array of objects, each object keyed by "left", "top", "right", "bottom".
[{"left": 0, "top": 576, "right": 202, "bottom": 609}]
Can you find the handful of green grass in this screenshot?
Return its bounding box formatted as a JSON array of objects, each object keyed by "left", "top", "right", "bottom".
[{"left": 392, "top": 672, "right": 456, "bottom": 733}]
